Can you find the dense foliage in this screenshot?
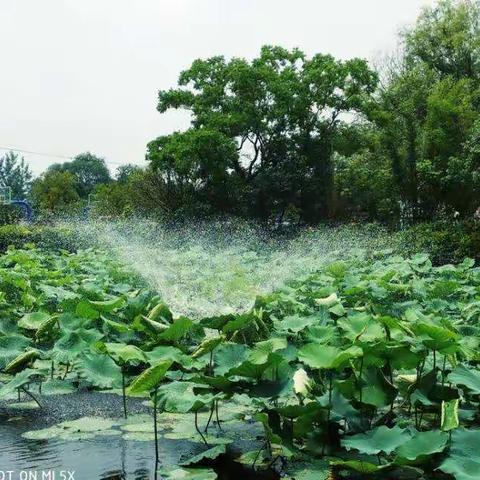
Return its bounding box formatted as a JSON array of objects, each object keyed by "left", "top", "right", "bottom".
[
  {"left": 1, "top": 245, "right": 480, "bottom": 479},
  {"left": 0, "top": 151, "right": 32, "bottom": 200}
]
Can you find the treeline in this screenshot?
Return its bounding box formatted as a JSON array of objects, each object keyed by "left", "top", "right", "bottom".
[{"left": 5, "top": 0, "right": 480, "bottom": 227}]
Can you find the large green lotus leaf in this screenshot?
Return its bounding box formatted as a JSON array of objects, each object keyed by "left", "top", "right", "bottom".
[
  {"left": 448, "top": 364, "right": 480, "bottom": 394},
  {"left": 146, "top": 346, "right": 192, "bottom": 368},
  {"left": 248, "top": 337, "right": 287, "bottom": 365},
  {"left": 329, "top": 460, "right": 384, "bottom": 474},
  {"left": 4, "top": 349, "right": 41, "bottom": 374},
  {"left": 414, "top": 322, "right": 458, "bottom": 352},
  {"left": 338, "top": 313, "right": 384, "bottom": 343},
  {"left": 36, "top": 315, "right": 59, "bottom": 339},
  {"left": 356, "top": 368, "right": 397, "bottom": 408},
  {"left": 88, "top": 296, "right": 125, "bottom": 312},
  {"left": 102, "top": 317, "right": 130, "bottom": 333},
  {"left": 274, "top": 314, "right": 321, "bottom": 334},
  {"left": 192, "top": 335, "right": 224, "bottom": 359},
  {"left": 342, "top": 425, "right": 411, "bottom": 455},
  {"left": 180, "top": 445, "right": 226, "bottom": 466},
  {"left": 57, "top": 312, "right": 89, "bottom": 331},
  {"left": 103, "top": 342, "right": 147, "bottom": 365},
  {"left": 227, "top": 360, "right": 270, "bottom": 379},
  {"left": 128, "top": 360, "right": 172, "bottom": 394},
  {"left": 18, "top": 311, "right": 50, "bottom": 330},
  {"left": 439, "top": 430, "right": 480, "bottom": 480},
  {"left": 0, "top": 334, "right": 31, "bottom": 369},
  {"left": 298, "top": 344, "right": 362, "bottom": 370},
  {"left": 77, "top": 353, "right": 122, "bottom": 389},
  {"left": 52, "top": 330, "right": 96, "bottom": 362},
  {"left": 147, "top": 302, "right": 173, "bottom": 323},
  {"left": 317, "top": 388, "right": 359, "bottom": 422},
  {"left": 386, "top": 345, "right": 422, "bottom": 370},
  {"left": 157, "top": 381, "right": 213, "bottom": 413},
  {"left": 41, "top": 379, "right": 76, "bottom": 395},
  {"left": 159, "top": 317, "right": 194, "bottom": 342},
  {"left": 395, "top": 430, "right": 448, "bottom": 461},
  {"left": 38, "top": 284, "right": 78, "bottom": 302},
  {"left": 221, "top": 313, "right": 254, "bottom": 334},
  {"left": 59, "top": 416, "right": 117, "bottom": 431},
  {"left": 0, "top": 368, "right": 42, "bottom": 398},
  {"left": 23, "top": 417, "right": 121, "bottom": 441},
  {"left": 158, "top": 468, "right": 217, "bottom": 480},
  {"left": 298, "top": 344, "right": 341, "bottom": 370},
  {"left": 304, "top": 325, "right": 336, "bottom": 344},
  {"left": 75, "top": 300, "right": 100, "bottom": 319},
  {"left": 213, "top": 343, "right": 249, "bottom": 376}
]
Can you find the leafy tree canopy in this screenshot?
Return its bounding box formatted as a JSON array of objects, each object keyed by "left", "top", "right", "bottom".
[
  {"left": 49, "top": 152, "right": 111, "bottom": 198},
  {"left": 148, "top": 46, "right": 378, "bottom": 221},
  {"left": 0, "top": 151, "right": 33, "bottom": 199}
]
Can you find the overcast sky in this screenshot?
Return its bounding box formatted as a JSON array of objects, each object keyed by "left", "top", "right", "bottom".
[{"left": 0, "top": 0, "right": 436, "bottom": 177}]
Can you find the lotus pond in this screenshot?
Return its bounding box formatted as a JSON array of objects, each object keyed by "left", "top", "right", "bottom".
[{"left": 1, "top": 244, "right": 480, "bottom": 480}]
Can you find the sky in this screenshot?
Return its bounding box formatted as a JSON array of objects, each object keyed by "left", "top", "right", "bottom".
[{"left": 0, "top": 0, "right": 436, "bottom": 177}]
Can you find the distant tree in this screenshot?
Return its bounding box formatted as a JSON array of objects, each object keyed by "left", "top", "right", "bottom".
[
  {"left": 0, "top": 151, "right": 33, "bottom": 199},
  {"left": 31, "top": 170, "right": 80, "bottom": 214},
  {"left": 367, "top": 0, "right": 480, "bottom": 219},
  {"left": 404, "top": 0, "right": 480, "bottom": 80},
  {"left": 49, "top": 152, "right": 111, "bottom": 198},
  {"left": 116, "top": 164, "right": 142, "bottom": 184}
]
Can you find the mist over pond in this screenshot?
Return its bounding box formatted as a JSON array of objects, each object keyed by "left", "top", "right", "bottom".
[{"left": 74, "top": 219, "right": 393, "bottom": 318}]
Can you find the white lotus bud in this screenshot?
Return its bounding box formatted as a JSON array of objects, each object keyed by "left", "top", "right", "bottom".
[{"left": 293, "top": 368, "right": 312, "bottom": 396}]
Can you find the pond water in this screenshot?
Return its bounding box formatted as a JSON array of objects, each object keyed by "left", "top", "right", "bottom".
[
  {"left": 1, "top": 417, "right": 155, "bottom": 479},
  {"left": 0, "top": 412, "right": 276, "bottom": 480}
]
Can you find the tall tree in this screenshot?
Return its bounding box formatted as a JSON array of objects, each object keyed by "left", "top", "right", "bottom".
[
  {"left": 49, "top": 152, "right": 111, "bottom": 198},
  {"left": 0, "top": 151, "right": 33, "bottom": 199},
  {"left": 149, "top": 46, "right": 377, "bottom": 221}
]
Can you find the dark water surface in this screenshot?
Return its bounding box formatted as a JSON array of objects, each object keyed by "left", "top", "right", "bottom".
[
  {"left": 0, "top": 412, "right": 276, "bottom": 480},
  {"left": 2, "top": 416, "right": 167, "bottom": 479}
]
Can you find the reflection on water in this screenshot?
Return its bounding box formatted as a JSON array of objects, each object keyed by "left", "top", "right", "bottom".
[
  {"left": 0, "top": 417, "right": 276, "bottom": 480},
  {"left": 1, "top": 420, "right": 154, "bottom": 479}
]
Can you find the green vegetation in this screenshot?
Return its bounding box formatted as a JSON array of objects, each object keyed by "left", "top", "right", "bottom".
[
  {"left": 1, "top": 244, "right": 480, "bottom": 479},
  {"left": 17, "top": 1, "right": 479, "bottom": 230}
]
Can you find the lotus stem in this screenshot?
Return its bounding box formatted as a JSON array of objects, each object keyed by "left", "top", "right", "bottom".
[
  {"left": 194, "top": 410, "right": 209, "bottom": 447},
  {"left": 204, "top": 402, "right": 215, "bottom": 433},
  {"left": 215, "top": 399, "right": 222, "bottom": 431},
  {"left": 252, "top": 441, "right": 267, "bottom": 470},
  {"left": 21, "top": 387, "right": 42, "bottom": 409},
  {"left": 153, "top": 385, "right": 159, "bottom": 466},
  {"left": 51, "top": 360, "right": 54, "bottom": 380},
  {"left": 122, "top": 367, "right": 127, "bottom": 419},
  {"left": 322, "top": 371, "right": 333, "bottom": 456}
]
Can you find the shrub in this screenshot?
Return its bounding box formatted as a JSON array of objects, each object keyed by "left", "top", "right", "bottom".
[
  {"left": 399, "top": 219, "right": 480, "bottom": 265},
  {"left": 0, "top": 225, "right": 86, "bottom": 252}
]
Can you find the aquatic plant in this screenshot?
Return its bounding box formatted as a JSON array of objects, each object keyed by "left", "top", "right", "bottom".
[{"left": 1, "top": 244, "right": 480, "bottom": 478}]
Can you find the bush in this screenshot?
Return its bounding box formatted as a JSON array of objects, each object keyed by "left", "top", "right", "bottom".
[
  {"left": 399, "top": 219, "right": 480, "bottom": 265},
  {"left": 0, "top": 225, "right": 85, "bottom": 252}
]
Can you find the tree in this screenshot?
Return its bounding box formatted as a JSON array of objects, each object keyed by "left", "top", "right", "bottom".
[
  {"left": 147, "top": 128, "right": 239, "bottom": 213},
  {"left": 150, "top": 46, "right": 378, "bottom": 221},
  {"left": 0, "top": 151, "right": 33, "bottom": 199},
  {"left": 369, "top": 0, "right": 480, "bottom": 219},
  {"left": 49, "top": 152, "right": 111, "bottom": 198},
  {"left": 404, "top": 0, "right": 480, "bottom": 80},
  {"left": 31, "top": 170, "right": 80, "bottom": 214},
  {"left": 116, "top": 164, "right": 142, "bottom": 184}
]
